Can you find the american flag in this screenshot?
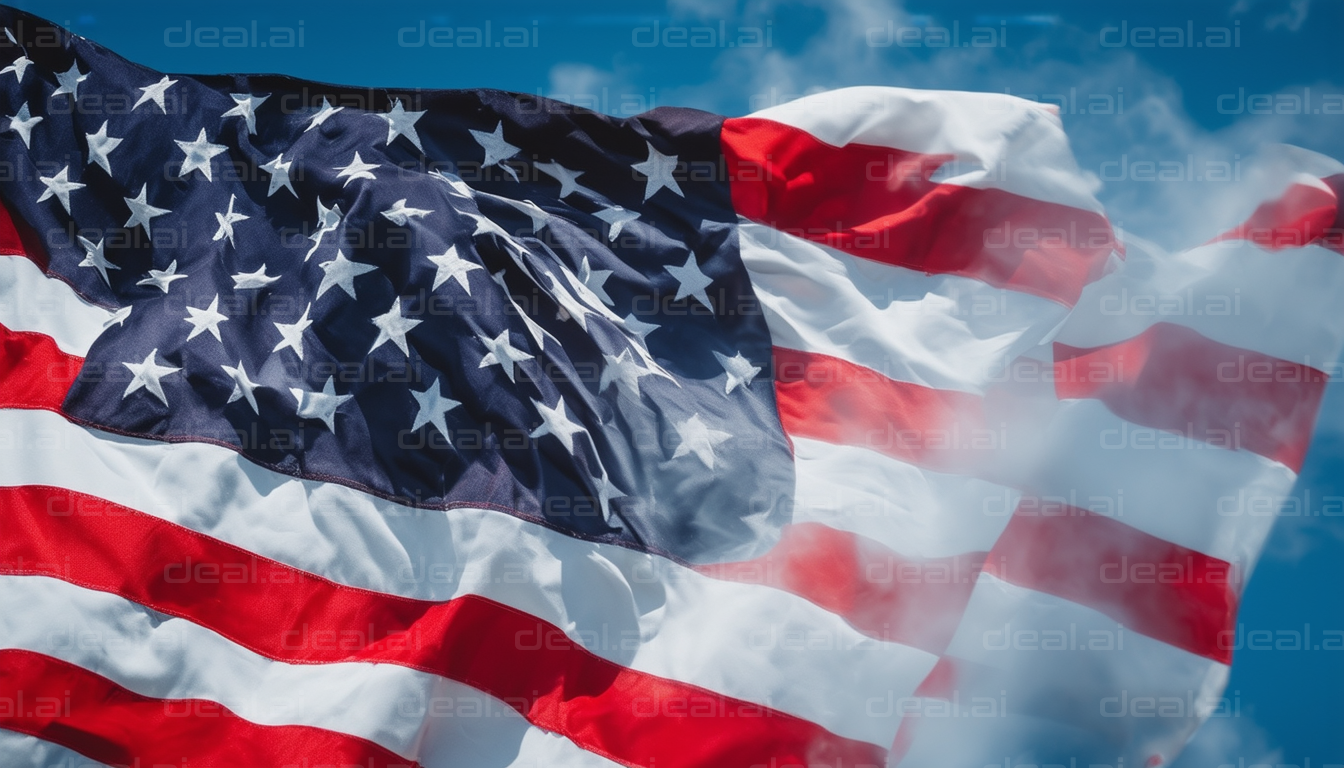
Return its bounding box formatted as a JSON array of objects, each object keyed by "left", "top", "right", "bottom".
[{"left": 1, "top": 6, "right": 1342, "bottom": 767}]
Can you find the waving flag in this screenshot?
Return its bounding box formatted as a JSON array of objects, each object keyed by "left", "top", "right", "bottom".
[{"left": 0, "top": 7, "right": 1340, "bottom": 767}]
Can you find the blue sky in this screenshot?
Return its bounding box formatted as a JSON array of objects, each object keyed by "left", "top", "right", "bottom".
[{"left": 13, "top": 0, "right": 1343, "bottom": 762}]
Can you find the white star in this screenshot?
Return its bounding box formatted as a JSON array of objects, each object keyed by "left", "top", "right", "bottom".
[
  {"left": 52, "top": 62, "right": 88, "bottom": 100},
  {"left": 590, "top": 470, "right": 628, "bottom": 523},
  {"left": 122, "top": 349, "right": 181, "bottom": 407},
  {"left": 290, "top": 377, "right": 352, "bottom": 433},
  {"left": 623, "top": 313, "right": 660, "bottom": 343},
  {"left": 529, "top": 397, "right": 588, "bottom": 454},
  {"left": 305, "top": 199, "right": 343, "bottom": 261},
  {"left": 260, "top": 154, "right": 296, "bottom": 197},
  {"left": 618, "top": 313, "right": 674, "bottom": 377},
  {"left": 427, "top": 245, "right": 481, "bottom": 293},
  {"left": 515, "top": 309, "right": 551, "bottom": 350},
  {"left": 304, "top": 97, "right": 343, "bottom": 132},
  {"left": 600, "top": 348, "right": 654, "bottom": 401},
  {"left": 184, "top": 294, "right": 228, "bottom": 342},
  {"left": 665, "top": 253, "right": 713, "bottom": 307},
  {"left": 84, "top": 120, "right": 123, "bottom": 175},
  {"left": 378, "top": 99, "right": 426, "bottom": 151},
  {"left": 465, "top": 210, "right": 530, "bottom": 261},
  {"left": 104, "top": 305, "right": 133, "bottom": 328},
  {"left": 231, "top": 265, "right": 280, "bottom": 290},
  {"left": 315, "top": 198, "right": 343, "bottom": 230},
  {"left": 578, "top": 256, "right": 614, "bottom": 306},
  {"left": 595, "top": 206, "right": 639, "bottom": 241},
  {"left": 272, "top": 304, "right": 313, "bottom": 359},
  {"left": 221, "top": 361, "right": 260, "bottom": 413},
  {"left": 477, "top": 328, "right": 533, "bottom": 383},
  {"left": 490, "top": 270, "right": 553, "bottom": 349},
  {"left": 123, "top": 184, "right": 170, "bottom": 235},
  {"left": 498, "top": 197, "right": 548, "bottom": 231},
  {"left": 132, "top": 75, "right": 177, "bottom": 112},
  {"left": 316, "top": 250, "right": 377, "bottom": 300},
  {"left": 212, "top": 194, "right": 250, "bottom": 247},
  {"left": 1, "top": 54, "right": 31, "bottom": 81},
  {"left": 334, "top": 151, "right": 378, "bottom": 187},
  {"left": 631, "top": 141, "right": 684, "bottom": 201},
  {"left": 713, "top": 351, "right": 762, "bottom": 395},
  {"left": 175, "top": 128, "right": 228, "bottom": 181},
  {"left": 469, "top": 121, "right": 520, "bottom": 180},
  {"left": 466, "top": 210, "right": 512, "bottom": 239},
  {"left": 410, "top": 378, "right": 461, "bottom": 439},
  {"left": 6, "top": 102, "right": 41, "bottom": 148},
  {"left": 37, "top": 166, "right": 84, "bottom": 214},
  {"left": 541, "top": 269, "right": 595, "bottom": 330},
  {"left": 559, "top": 257, "right": 624, "bottom": 328},
  {"left": 136, "top": 259, "right": 187, "bottom": 293},
  {"left": 430, "top": 168, "right": 475, "bottom": 198},
  {"left": 368, "top": 297, "right": 423, "bottom": 357},
  {"left": 534, "top": 161, "right": 593, "bottom": 198},
  {"left": 380, "top": 199, "right": 433, "bottom": 225},
  {"left": 221, "top": 93, "right": 268, "bottom": 134},
  {"left": 672, "top": 413, "right": 732, "bottom": 470},
  {"left": 77, "top": 235, "right": 117, "bottom": 285},
  {"left": 553, "top": 258, "right": 624, "bottom": 328}
]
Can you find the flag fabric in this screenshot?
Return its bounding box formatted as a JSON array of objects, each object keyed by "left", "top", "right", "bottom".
[{"left": 0, "top": 7, "right": 1341, "bottom": 767}]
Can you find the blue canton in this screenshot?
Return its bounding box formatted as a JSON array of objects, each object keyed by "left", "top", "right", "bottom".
[{"left": 0, "top": 8, "right": 793, "bottom": 564}]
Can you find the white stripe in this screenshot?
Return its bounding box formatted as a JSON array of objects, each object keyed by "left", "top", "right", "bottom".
[
  {"left": 0, "top": 729, "right": 112, "bottom": 768},
  {"left": 493, "top": 726, "right": 634, "bottom": 768},
  {"left": 0, "top": 575, "right": 425, "bottom": 762},
  {"left": 0, "top": 575, "right": 622, "bottom": 768},
  {"left": 746, "top": 86, "right": 1104, "bottom": 214},
  {"left": 0, "top": 407, "right": 935, "bottom": 748},
  {"left": 1056, "top": 238, "right": 1344, "bottom": 369},
  {"left": 1023, "top": 398, "right": 1294, "bottom": 568},
  {"left": 0, "top": 256, "right": 112, "bottom": 356},
  {"left": 739, "top": 221, "right": 1068, "bottom": 394},
  {"left": 897, "top": 573, "right": 1230, "bottom": 767},
  {"left": 1250, "top": 144, "right": 1344, "bottom": 180},
  {"left": 791, "top": 437, "right": 1018, "bottom": 559}
]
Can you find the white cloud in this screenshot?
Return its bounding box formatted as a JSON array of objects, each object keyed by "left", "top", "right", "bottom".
[
  {"left": 1232, "top": 0, "right": 1313, "bottom": 30},
  {"left": 666, "top": 0, "right": 739, "bottom": 20},
  {"left": 1170, "top": 714, "right": 1282, "bottom": 768},
  {"left": 548, "top": 62, "right": 616, "bottom": 98},
  {"left": 1266, "top": 0, "right": 1312, "bottom": 31}
]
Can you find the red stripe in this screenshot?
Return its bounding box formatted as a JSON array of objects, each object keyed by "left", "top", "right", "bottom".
[
  {"left": 1053, "top": 322, "right": 1326, "bottom": 471},
  {"left": 698, "top": 522, "right": 984, "bottom": 654},
  {"left": 984, "top": 504, "right": 1238, "bottom": 663},
  {"left": 0, "top": 195, "right": 50, "bottom": 269},
  {"left": 722, "top": 117, "right": 1116, "bottom": 305},
  {"left": 1214, "top": 174, "right": 1344, "bottom": 255},
  {"left": 889, "top": 718, "right": 918, "bottom": 766},
  {"left": 912, "top": 657, "right": 960, "bottom": 699},
  {"left": 0, "top": 649, "right": 415, "bottom": 767},
  {"left": 0, "top": 322, "right": 81, "bottom": 412},
  {"left": 0, "top": 485, "right": 885, "bottom": 768},
  {"left": 772, "top": 346, "right": 987, "bottom": 474},
  {"left": 886, "top": 657, "right": 976, "bottom": 765}
]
